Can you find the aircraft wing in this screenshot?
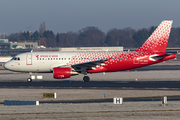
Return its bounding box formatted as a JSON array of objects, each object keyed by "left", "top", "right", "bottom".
[{"left": 71, "top": 59, "right": 107, "bottom": 72}]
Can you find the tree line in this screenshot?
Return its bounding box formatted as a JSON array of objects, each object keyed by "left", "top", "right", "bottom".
[{"left": 7, "top": 23, "right": 180, "bottom": 48}]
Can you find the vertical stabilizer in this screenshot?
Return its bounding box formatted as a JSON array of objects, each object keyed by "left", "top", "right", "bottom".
[{"left": 135, "top": 20, "right": 173, "bottom": 52}]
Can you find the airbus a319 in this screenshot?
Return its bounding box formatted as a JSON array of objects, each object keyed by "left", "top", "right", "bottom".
[{"left": 4, "top": 20, "right": 176, "bottom": 82}]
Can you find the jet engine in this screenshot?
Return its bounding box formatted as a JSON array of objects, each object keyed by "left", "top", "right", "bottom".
[{"left": 53, "top": 67, "right": 78, "bottom": 79}]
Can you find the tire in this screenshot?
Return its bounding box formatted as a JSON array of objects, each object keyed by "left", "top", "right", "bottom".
[
  {"left": 83, "top": 76, "right": 90, "bottom": 82},
  {"left": 27, "top": 78, "right": 32, "bottom": 82}
]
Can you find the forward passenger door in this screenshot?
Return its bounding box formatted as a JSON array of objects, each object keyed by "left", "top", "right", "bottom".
[{"left": 26, "top": 54, "right": 32, "bottom": 65}]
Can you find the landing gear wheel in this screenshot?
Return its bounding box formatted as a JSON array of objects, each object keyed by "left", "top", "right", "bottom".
[
  {"left": 83, "top": 76, "right": 90, "bottom": 82},
  {"left": 27, "top": 78, "right": 32, "bottom": 82}
]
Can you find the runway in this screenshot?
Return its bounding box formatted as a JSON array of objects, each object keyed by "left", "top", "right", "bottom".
[
  {"left": 1, "top": 63, "right": 180, "bottom": 119},
  {"left": 1, "top": 80, "right": 180, "bottom": 89},
  {"left": 132, "top": 65, "right": 180, "bottom": 71},
  {"left": 0, "top": 64, "right": 180, "bottom": 89},
  {"left": 39, "top": 95, "right": 180, "bottom": 104},
  {"left": 0, "top": 65, "right": 180, "bottom": 89}
]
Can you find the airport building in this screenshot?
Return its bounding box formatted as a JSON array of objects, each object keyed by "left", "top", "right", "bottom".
[
  {"left": 0, "top": 39, "right": 123, "bottom": 56},
  {"left": 1, "top": 39, "right": 180, "bottom": 58},
  {"left": 0, "top": 39, "right": 8, "bottom": 43},
  {"left": 0, "top": 39, "right": 10, "bottom": 56},
  {"left": 0, "top": 40, "right": 32, "bottom": 56},
  {"left": 0, "top": 43, "right": 10, "bottom": 55},
  {"left": 10, "top": 42, "right": 38, "bottom": 49},
  {"left": 33, "top": 47, "right": 123, "bottom": 52},
  {"left": 59, "top": 47, "right": 123, "bottom": 51}
]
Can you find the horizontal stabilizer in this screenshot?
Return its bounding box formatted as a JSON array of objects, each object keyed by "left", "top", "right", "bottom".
[{"left": 150, "top": 54, "right": 173, "bottom": 61}]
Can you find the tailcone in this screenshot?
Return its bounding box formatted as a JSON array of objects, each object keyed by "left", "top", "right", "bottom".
[{"left": 163, "top": 53, "right": 176, "bottom": 61}]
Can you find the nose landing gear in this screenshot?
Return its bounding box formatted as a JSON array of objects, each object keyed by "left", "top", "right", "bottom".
[
  {"left": 27, "top": 78, "right": 32, "bottom": 82},
  {"left": 27, "top": 72, "right": 32, "bottom": 82}
]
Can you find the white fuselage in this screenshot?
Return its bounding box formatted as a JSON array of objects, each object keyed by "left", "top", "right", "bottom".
[{"left": 4, "top": 51, "right": 78, "bottom": 72}]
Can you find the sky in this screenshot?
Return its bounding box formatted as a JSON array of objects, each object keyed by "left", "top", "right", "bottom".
[{"left": 0, "top": 0, "right": 180, "bottom": 35}]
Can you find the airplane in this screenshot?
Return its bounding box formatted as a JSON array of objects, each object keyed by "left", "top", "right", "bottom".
[{"left": 4, "top": 20, "right": 176, "bottom": 82}]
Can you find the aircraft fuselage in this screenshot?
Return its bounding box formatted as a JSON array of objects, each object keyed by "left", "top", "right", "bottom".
[{"left": 4, "top": 51, "right": 175, "bottom": 73}]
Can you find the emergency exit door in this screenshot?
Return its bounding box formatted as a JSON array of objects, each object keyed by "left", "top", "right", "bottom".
[{"left": 26, "top": 54, "right": 32, "bottom": 65}]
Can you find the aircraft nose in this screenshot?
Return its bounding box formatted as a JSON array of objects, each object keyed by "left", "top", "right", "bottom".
[{"left": 3, "top": 62, "right": 9, "bottom": 70}]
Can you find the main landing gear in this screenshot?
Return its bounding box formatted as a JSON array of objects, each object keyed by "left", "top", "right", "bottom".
[{"left": 83, "top": 75, "right": 90, "bottom": 82}]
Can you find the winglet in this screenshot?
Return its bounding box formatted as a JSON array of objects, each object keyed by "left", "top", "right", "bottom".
[{"left": 135, "top": 20, "right": 173, "bottom": 52}]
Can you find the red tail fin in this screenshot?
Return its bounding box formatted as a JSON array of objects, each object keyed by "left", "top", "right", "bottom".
[{"left": 135, "top": 20, "right": 173, "bottom": 52}]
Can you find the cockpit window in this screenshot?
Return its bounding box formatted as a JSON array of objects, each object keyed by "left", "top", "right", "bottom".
[
  {"left": 11, "top": 57, "right": 20, "bottom": 61},
  {"left": 11, "top": 57, "right": 15, "bottom": 60}
]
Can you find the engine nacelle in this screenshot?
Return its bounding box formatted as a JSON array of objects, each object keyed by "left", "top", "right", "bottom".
[{"left": 53, "top": 67, "right": 78, "bottom": 79}]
